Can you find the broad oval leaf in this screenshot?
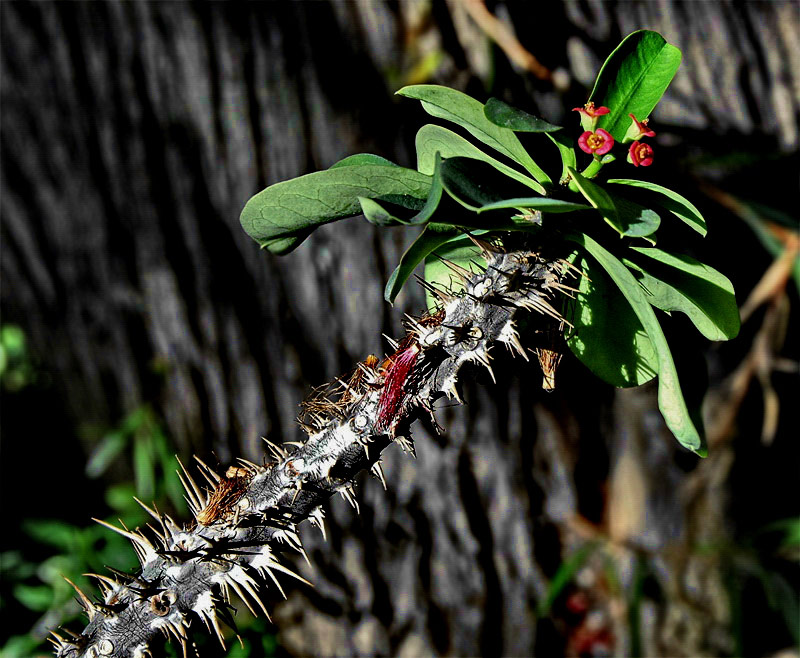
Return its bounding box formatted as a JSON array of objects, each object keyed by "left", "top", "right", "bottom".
[
  {"left": 567, "top": 232, "right": 706, "bottom": 455},
  {"left": 329, "top": 153, "right": 400, "bottom": 169},
  {"left": 589, "top": 30, "right": 682, "bottom": 143},
  {"left": 608, "top": 179, "right": 707, "bottom": 235},
  {"left": 484, "top": 97, "right": 563, "bottom": 132},
  {"left": 416, "top": 124, "right": 545, "bottom": 194},
  {"left": 479, "top": 197, "right": 590, "bottom": 214},
  {"left": 624, "top": 247, "right": 739, "bottom": 341},
  {"left": 397, "top": 84, "right": 552, "bottom": 186},
  {"left": 240, "top": 164, "right": 431, "bottom": 254},
  {"left": 570, "top": 168, "right": 660, "bottom": 239},
  {"left": 566, "top": 250, "right": 658, "bottom": 388}
]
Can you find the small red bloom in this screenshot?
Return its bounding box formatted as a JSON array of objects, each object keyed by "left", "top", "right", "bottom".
[
  {"left": 572, "top": 102, "right": 610, "bottom": 131},
  {"left": 572, "top": 101, "right": 610, "bottom": 118},
  {"left": 578, "top": 129, "right": 614, "bottom": 155},
  {"left": 628, "top": 140, "right": 654, "bottom": 167},
  {"left": 624, "top": 113, "right": 656, "bottom": 143}
]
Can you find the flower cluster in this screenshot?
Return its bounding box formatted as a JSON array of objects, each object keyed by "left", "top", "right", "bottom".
[{"left": 572, "top": 103, "right": 656, "bottom": 167}]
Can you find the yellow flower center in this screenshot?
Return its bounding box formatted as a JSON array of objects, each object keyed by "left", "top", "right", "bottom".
[{"left": 587, "top": 133, "right": 605, "bottom": 149}]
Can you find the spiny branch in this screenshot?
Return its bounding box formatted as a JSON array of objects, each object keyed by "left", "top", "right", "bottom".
[{"left": 51, "top": 242, "right": 573, "bottom": 657}]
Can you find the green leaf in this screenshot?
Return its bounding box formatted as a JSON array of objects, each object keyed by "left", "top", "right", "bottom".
[
  {"left": 608, "top": 179, "right": 707, "bottom": 235},
  {"left": 567, "top": 232, "right": 705, "bottom": 455},
  {"left": 440, "top": 157, "right": 541, "bottom": 214},
  {"left": 624, "top": 247, "right": 740, "bottom": 341},
  {"left": 424, "top": 236, "right": 487, "bottom": 312},
  {"left": 133, "top": 434, "right": 155, "bottom": 500},
  {"left": 589, "top": 30, "right": 682, "bottom": 142},
  {"left": 384, "top": 224, "right": 461, "bottom": 304},
  {"left": 483, "top": 97, "right": 562, "bottom": 132},
  {"left": 85, "top": 430, "right": 128, "bottom": 478},
  {"left": 546, "top": 130, "right": 577, "bottom": 185},
  {"left": 478, "top": 197, "right": 590, "bottom": 214},
  {"left": 13, "top": 584, "right": 54, "bottom": 612},
  {"left": 397, "top": 84, "right": 552, "bottom": 185},
  {"left": 570, "top": 168, "right": 660, "bottom": 238},
  {"left": 359, "top": 152, "right": 446, "bottom": 228},
  {"left": 241, "top": 164, "right": 431, "bottom": 254},
  {"left": 357, "top": 197, "right": 403, "bottom": 227},
  {"left": 22, "top": 519, "right": 76, "bottom": 550},
  {"left": 537, "top": 543, "right": 599, "bottom": 617},
  {"left": 415, "top": 124, "right": 545, "bottom": 194},
  {"left": 566, "top": 250, "right": 658, "bottom": 387},
  {"left": 328, "top": 153, "right": 399, "bottom": 169}
]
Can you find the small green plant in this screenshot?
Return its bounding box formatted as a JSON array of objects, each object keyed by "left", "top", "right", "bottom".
[{"left": 240, "top": 30, "right": 739, "bottom": 457}]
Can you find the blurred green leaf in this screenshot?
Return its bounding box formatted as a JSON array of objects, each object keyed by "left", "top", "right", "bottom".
[
  {"left": 588, "top": 30, "right": 681, "bottom": 142},
  {"left": 22, "top": 520, "right": 76, "bottom": 551},
  {"left": 13, "top": 584, "right": 53, "bottom": 612},
  {"left": 537, "top": 542, "right": 598, "bottom": 617},
  {"left": 1, "top": 634, "right": 41, "bottom": 658},
  {"left": 133, "top": 433, "right": 155, "bottom": 500},
  {"left": 397, "top": 84, "right": 552, "bottom": 185},
  {"left": 483, "top": 97, "right": 562, "bottom": 132},
  {"left": 85, "top": 431, "right": 128, "bottom": 478}
]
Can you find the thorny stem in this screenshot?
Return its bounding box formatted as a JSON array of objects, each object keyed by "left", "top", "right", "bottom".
[{"left": 51, "top": 239, "right": 574, "bottom": 658}]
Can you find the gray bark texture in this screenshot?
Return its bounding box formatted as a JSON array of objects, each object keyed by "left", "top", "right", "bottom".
[{"left": 2, "top": 1, "right": 798, "bottom": 657}]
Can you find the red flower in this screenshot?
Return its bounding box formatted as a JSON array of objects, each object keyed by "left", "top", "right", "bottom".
[
  {"left": 628, "top": 140, "right": 654, "bottom": 167},
  {"left": 572, "top": 102, "right": 610, "bottom": 131},
  {"left": 624, "top": 113, "right": 656, "bottom": 142},
  {"left": 572, "top": 101, "right": 610, "bottom": 118},
  {"left": 578, "top": 129, "right": 614, "bottom": 155}
]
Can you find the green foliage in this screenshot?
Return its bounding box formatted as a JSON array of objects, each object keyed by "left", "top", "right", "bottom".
[
  {"left": 0, "top": 407, "right": 187, "bottom": 657},
  {"left": 239, "top": 30, "right": 740, "bottom": 455},
  {"left": 0, "top": 325, "right": 36, "bottom": 392}
]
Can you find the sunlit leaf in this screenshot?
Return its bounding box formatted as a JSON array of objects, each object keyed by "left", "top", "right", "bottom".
[
  {"left": 566, "top": 248, "right": 658, "bottom": 387},
  {"left": 589, "top": 30, "right": 681, "bottom": 142},
  {"left": 567, "top": 232, "right": 705, "bottom": 455},
  {"left": 624, "top": 247, "right": 740, "bottom": 341}
]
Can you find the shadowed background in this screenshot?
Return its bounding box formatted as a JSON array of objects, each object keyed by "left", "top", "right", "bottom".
[{"left": 1, "top": 2, "right": 798, "bottom": 656}]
